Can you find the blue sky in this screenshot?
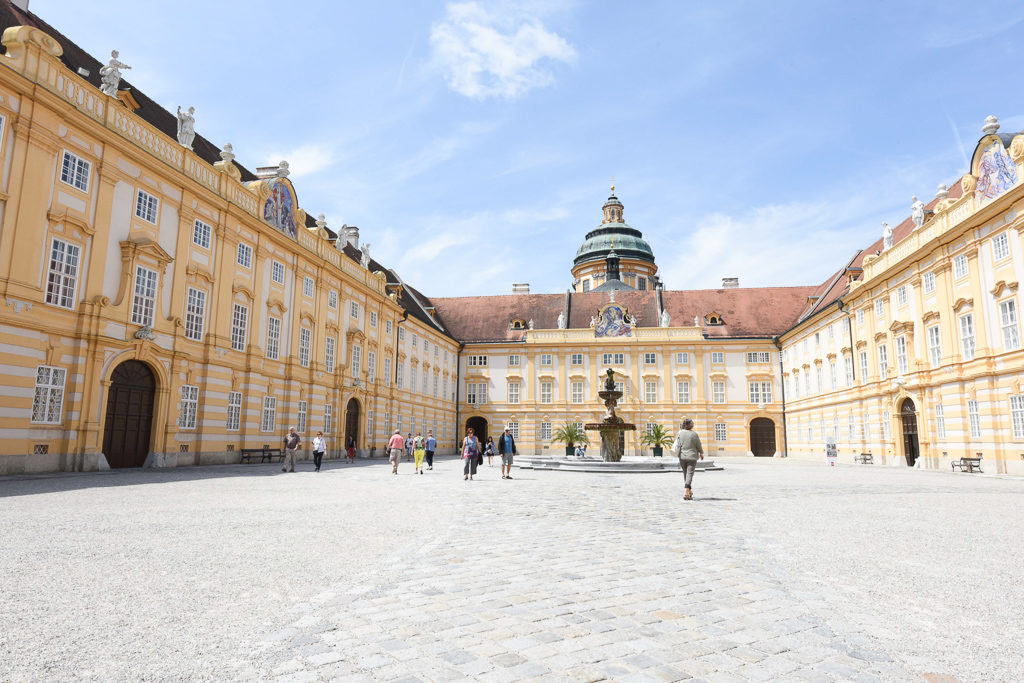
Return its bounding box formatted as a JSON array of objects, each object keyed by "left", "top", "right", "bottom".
[{"left": 36, "top": 0, "right": 1024, "bottom": 296}]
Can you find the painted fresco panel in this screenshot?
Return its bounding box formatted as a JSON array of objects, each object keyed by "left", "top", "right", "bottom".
[
  {"left": 975, "top": 141, "right": 1018, "bottom": 204},
  {"left": 263, "top": 178, "right": 297, "bottom": 237}
]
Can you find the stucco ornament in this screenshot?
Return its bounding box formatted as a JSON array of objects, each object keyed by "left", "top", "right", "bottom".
[
  {"left": 219, "top": 143, "right": 235, "bottom": 163},
  {"left": 134, "top": 324, "right": 156, "bottom": 341},
  {"left": 589, "top": 316, "right": 597, "bottom": 328},
  {"left": 882, "top": 222, "right": 894, "bottom": 250},
  {"left": 981, "top": 115, "right": 1000, "bottom": 135},
  {"left": 935, "top": 184, "right": 948, "bottom": 201},
  {"left": 176, "top": 106, "right": 195, "bottom": 149},
  {"left": 694, "top": 315, "right": 700, "bottom": 326},
  {"left": 660, "top": 309, "right": 670, "bottom": 327},
  {"left": 557, "top": 311, "right": 566, "bottom": 329},
  {"left": 528, "top": 319, "right": 534, "bottom": 330},
  {"left": 910, "top": 196, "right": 925, "bottom": 229},
  {"left": 99, "top": 50, "right": 130, "bottom": 96},
  {"left": 360, "top": 242, "right": 371, "bottom": 268}
]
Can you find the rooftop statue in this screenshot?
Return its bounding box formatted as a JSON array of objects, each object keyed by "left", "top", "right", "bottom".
[
  {"left": 911, "top": 196, "right": 925, "bottom": 229},
  {"left": 882, "top": 222, "right": 894, "bottom": 250},
  {"left": 557, "top": 311, "right": 566, "bottom": 330},
  {"left": 360, "top": 242, "right": 371, "bottom": 268},
  {"left": 99, "top": 50, "right": 130, "bottom": 96},
  {"left": 528, "top": 319, "right": 534, "bottom": 330},
  {"left": 176, "top": 106, "right": 195, "bottom": 149},
  {"left": 660, "top": 309, "right": 670, "bottom": 327}
]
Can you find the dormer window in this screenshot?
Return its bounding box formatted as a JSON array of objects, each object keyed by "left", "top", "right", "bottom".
[
  {"left": 510, "top": 318, "right": 526, "bottom": 330},
  {"left": 705, "top": 312, "right": 724, "bottom": 326}
]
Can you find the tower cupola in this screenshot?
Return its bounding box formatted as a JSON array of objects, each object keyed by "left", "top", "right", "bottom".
[{"left": 602, "top": 184, "right": 624, "bottom": 224}]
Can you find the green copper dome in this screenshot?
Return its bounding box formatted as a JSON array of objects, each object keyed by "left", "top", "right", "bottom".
[{"left": 573, "top": 193, "right": 655, "bottom": 267}]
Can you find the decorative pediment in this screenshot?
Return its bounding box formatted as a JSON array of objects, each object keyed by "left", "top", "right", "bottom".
[
  {"left": 325, "top": 321, "right": 340, "bottom": 334},
  {"left": 841, "top": 346, "right": 852, "bottom": 356},
  {"left": 266, "top": 296, "right": 287, "bottom": 315},
  {"left": 826, "top": 352, "right": 837, "bottom": 361},
  {"left": 185, "top": 263, "right": 215, "bottom": 286},
  {"left": 409, "top": 357, "right": 420, "bottom": 366},
  {"left": 855, "top": 339, "right": 868, "bottom": 349},
  {"left": 568, "top": 371, "right": 587, "bottom": 381},
  {"left": 299, "top": 311, "right": 315, "bottom": 326},
  {"left": 921, "top": 310, "right": 941, "bottom": 325},
  {"left": 952, "top": 297, "right": 974, "bottom": 313},
  {"left": 641, "top": 370, "right": 660, "bottom": 380},
  {"left": 48, "top": 209, "right": 93, "bottom": 236},
  {"left": 745, "top": 369, "right": 773, "bottom": 380},
  {"left": 990, "top": 280, "right": 1018, "bottom": 298},
  {"left": 120, "top": 237, "right": 173, "bottom": 270},
  {"left": 709, "top": 370, "right": 728, "bottom": 380},
  {"left": 889, "top": 320, "right": 913, "bottom": 335},
  {"left": 874, "top": 332, "right": 888, "bottom": 343},
  {"left": 506, "top": 371, "right": 523, "bottom": 382},
  {"left": 673, "top": 369, "right": 693, "bottom": 379}
]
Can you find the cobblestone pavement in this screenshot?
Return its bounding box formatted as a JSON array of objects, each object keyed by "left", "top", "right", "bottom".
[{"left": 2, "top": 457, "right": 1022, "bottom": 682}]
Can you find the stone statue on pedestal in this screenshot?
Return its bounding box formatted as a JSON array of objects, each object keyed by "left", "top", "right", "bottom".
[
  {"left": 176, "top": 106, "right": 195, "bottom": 149},
  {"left": 882, "top": 222, "right": 894, "bottom": 250},
  {"left": 557, "top": 311, "right": 566, "bottom": 329},
  {"left": 660, "top": 309, "right": 670, "bottom": 327},
  {"left": 360, "top": 242, "right": 371, "bottom": 268},
  {"left": 911, "top": 196, "right": 925, "bottom": 229},
  {"left": 528, "top": 319, "right": 534, "bottom": 330},
  {"left": 99, "top": 50, "right": 130, "bottom": 96}
]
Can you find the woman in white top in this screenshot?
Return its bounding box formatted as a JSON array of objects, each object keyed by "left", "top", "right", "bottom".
[{"left": 312, "top": 431, "right": 327, "bottom": 472}]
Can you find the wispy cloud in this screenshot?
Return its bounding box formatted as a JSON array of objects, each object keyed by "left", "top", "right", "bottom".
[
  {"left": 265, "top": 144, "right": 336, "bottom": 178},
  {"left": 429, "top": 1, "right": 576, "bottom": 99}
]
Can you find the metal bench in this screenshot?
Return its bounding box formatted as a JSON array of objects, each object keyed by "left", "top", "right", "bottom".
[
  {"left": 951, "top": 457, "right": 982, "bottom": 473},
  {"left": 854, "top": 453, "right": 874, "bottom": 464},
  {"left": 239, "top": 444, "right": 284, "bottom": 463}
]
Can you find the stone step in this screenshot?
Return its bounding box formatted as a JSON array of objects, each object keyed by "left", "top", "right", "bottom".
[{"left": 516, "top": 457, "right": 722, "bottom": 473}]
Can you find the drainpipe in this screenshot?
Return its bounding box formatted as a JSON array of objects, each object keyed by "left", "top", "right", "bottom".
[
  {"left": 390, "top": 311, "right": 408, "bottom": 456},
  {"left": 774, "top": 336, "right": 788, "bottom": 458},
  {"left": 454, "top": 342, "right": 465, "bottom": 453},
  {"left": 838, "top": 299, "right": 856, "bottom": 381}
]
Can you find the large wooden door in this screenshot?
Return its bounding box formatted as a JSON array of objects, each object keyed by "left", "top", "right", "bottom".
[
  {"left": 102, "top": 361, "right": 156, "bottom": 468},
  {"left": 750, "top": 418, "right": 776, "bottom": 457},
  {"left": 900, "top": 399, "right": 919, "bottom": 466},
  {"left": 466, "top": 416, "right": 488, "bottom": 444},
  {"left": 344, "top": 398, "right": 359, "bottom": 450}
]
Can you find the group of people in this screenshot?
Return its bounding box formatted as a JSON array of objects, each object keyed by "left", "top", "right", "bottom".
[
  {"left": 278, "top": 427, "right": 358, "bottom": 473},
  {"left": 385, "top": 430, "right": 438, "bottom": 475}
]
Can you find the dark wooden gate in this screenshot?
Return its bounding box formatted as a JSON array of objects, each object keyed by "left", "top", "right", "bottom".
[
  {"left": 102, "top": 360, "right": 156, "bottom": 468},
  {"left": 900, "top": 399, "right": 919, "bottom": 466},
  {"left": 466, "top": 416, "right": 488, "bottom": 444},
  {"left": 750, "top": 417, "right": 776, "bottom": 457},
  {"left": 344, "top": 398, "right": 359, "bottom": 449}
]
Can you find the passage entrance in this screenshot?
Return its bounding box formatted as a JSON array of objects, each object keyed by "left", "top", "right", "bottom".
[
  {"left": 102, "top": 360, "right": 156, "bottom": 468},
  {"left": 749, "top": 418, "right": 776, "bottom": 457},
  {"left": 344, "top": 398, "right": 359, "bottom": 451},
  {"left": 466, "top": 416, "right": 488, "bottom": 444},
  {"left": 900, "top": 398, "right": 919, "bottom": 466}
]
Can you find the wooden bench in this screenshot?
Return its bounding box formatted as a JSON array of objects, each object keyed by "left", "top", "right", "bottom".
[
  {"left": 854, "top": 453, "right": 874, "bottom": 464},
  {"left": 951, "top": 457, "right": 983, "bottom": 473},
  {"left": 239, "top": 445, "right": 285, "bottom": 463}
]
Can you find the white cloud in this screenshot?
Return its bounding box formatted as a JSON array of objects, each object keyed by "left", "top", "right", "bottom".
[
  {"left": 430, "top": 1, "right": 576, "bottom": 99},
  {"left": 265, "top": 144, "right": 336, "bottom": 178}
]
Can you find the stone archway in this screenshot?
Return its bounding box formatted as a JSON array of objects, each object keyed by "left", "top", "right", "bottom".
[
  {"left": 102, "top": 360, "right": 156, "bottom": 468},
  {"left": 749, "top": 417, "right": 776, "bottom": 457},
  {"left": 466, "top": 416, "right": 488, "bottom": 445},
  {"left": 900, "top": 398, "right": 919, "bottom": 466},
  {"left": 344, "top": 397, "right": 360, "bottom": 452}
]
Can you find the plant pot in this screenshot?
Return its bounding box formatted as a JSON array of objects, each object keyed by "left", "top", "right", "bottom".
[
  {"left": 653, "top": 446, "right": 663, "bottom": 457},
  {"left": 565, "top": 446, "right": 575, "bottom": 456}
]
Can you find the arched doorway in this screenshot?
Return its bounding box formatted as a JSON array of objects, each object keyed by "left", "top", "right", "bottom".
[
  {"left": 900, "top": 398, "right": 919, "bottom": 466},
  {"left": 344, "top": 398, "right": 360, "bottom": 452},
  {"left": 102, "top": 360, "right": 156, "bottom": 468},
  {"left": 466, "top": 416, "right": 488, "bottom": 444},
  {"left": 749, "top": 417, "right": 776, "bottom": 457}
]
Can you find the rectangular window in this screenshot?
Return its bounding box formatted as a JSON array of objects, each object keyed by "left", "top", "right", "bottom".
[
  {"left": 468, "top": 355, "right": 488, "bottom": 366},
  {"left": 540, "top": 381, "right": 553, "bottom": 403},
  {"left": 927, "top": 325, "right": 942, "bottom": 367},
  {"left": 968, "top": 399, "right": 981, "bottom": 439},
  {"left": 507, "top": 382, "right": 520, "bottom": 404},
  {"left": 130, "top": 266, "right": 158, "bottom": 326},
  {"left": 298, "top": 328, "right": 311, "bottom": 367},
  {"left": 190, "top": 219, "right": 212, "bottom": 249},
  {"left": 325, "top": 337, "right": 336, "bottom": 373},
  {"left": 367, "top": 351, "right": 376, "bottom": 383},
  {"left": 816, "top": 366, "right": 823, "bottom": 393},
  {"left": 953, "top": 253, "right": 968, "bottom": 279},
  {"left": 45, "top": 238, "right": 80, "bottom": 309},
  {"left": 875, "top": 299, "right": 885, "bottom": 319},
  {"left": 507, "top": 421, "right": 520, "bottom": 439},
  {"left": 895, "top": 336, "right": 908, "bottom": 374},
  {"left": 848, "top": 415, "right": 856, "bottom": 442},
  {"left": 923, "top": 272, "right": 936, "bottom": 294},
  {"left": 993, "top": 232, "right": 1010, "bottom": 261},
  {"left": 179, "top": 385, "right": 198, "bottom": 429},
  {"left": 828, "top": 324, "right": 834, "bottom": 340},
  {"left": 184, "top": 288, "right": 206, "bottom": 341},
  {"left": 370, "top": 311, "right": 378, "bottom": 328},
  {"left": 677, "top": 380, "right": 690, "bottom": 403},
  {"left": 227, "top": 391, "right": 242, "bottom": 431},
  {"left": 396, "top": 362, "right": 404, "bottom": 389},
  {"left": 302, "top": 276, "right": 314, "bottom": 297},
  {"left": 582, "top": 280, "right": 590, "bottom": 292},
  {"left": 1011, "top": 396, "right": 1024, "bottom": 439},
  {"left": 746, "top": 351, "right": 770, "bottom": 363},
  {"left": 467, "top": 382, "right": 487, "bottom": 404},
  {"left": 864, "top": 412, "right": 871, "bottom": 441},
  {"left": 882, "top": 411, "right": 890, "bottom": 440},
  {"left": 645, "top": 380, "right": 657, "bottom": 403},
  {"left": 715, "top": 423, "right": 727, "bottom": 441},
  {"left": 570, "top": 353, "right": 583, "bottom": 366},
  {"left": 614, "top": 381, "right": 625, "bottom": 394},
  {"left": 748, "top": 381, "right": 772, "bottom": 404},
  {"left": 60, "top": 150, "right": 91, "bottom": 191},
  {"left": 412, "top": 333, "right": 418, "bottom": 348},
  {"left": 860, "top": 351, "right": 869, "bottom": 381},
  {"left": 433, "top": 372, "right": 438, "bottom": 397},
  {"left": 352, "top": 345, "right": 362, "bottom": 376},
  {"left": 135, "top": 189, "right": 159, "bottom": 223},
  {"left": 829, "top": 361, "right": 837, "bottom": 390},
  {"left": 712, "top": 381, "right": 725, "bottom": 403},
  {"left": 540, "top": 353, "right": 553, "bottom": 366},
  {"left": 271, "top": 261, "right": 285, "bottom": 285},
  {"left": 878, "top": 344, "right": 889, "bottom": 378},
  {"left": 31, "top": 365, "right": 66, "bottom": 424},
  {"left": 266, "top": 317, "right": 281, "bottom": 360},
  {"left": 540, "top": 421, "right": 552, "bottom": 441},
  {"left": 935, "top": 403, "right": 945, "bottom": 440},
  {"left": 237, "top": 243, "right": 253, "bottom": 268},
  {"left": 410, "top": 366, "right": 418, "bottom": 392},
  {"left": 711, "top": 352, "right": 724, "bottom": 364},
  {"left": 814, "top": 332, "right": 820, "bottom": 346},
  {"left": 383, "top": 358, "right": 392, "bottom": 387},
  {"left": 230, "top": 303, "right": 248, "bottom": 352},
  {"left": 503, "top": 354, "right": 519, "bottom": 368},
  {"left": 676, "top": 352, "right": 689, "bottom": 364},
  {"left": 261, "top": 396, "right": 276, "bottom": 432},
  {"left": 896, "top": 285, "right": 908, "bottom": 308},
  {"left": 368, "top": 411, "right": 375, "bottom": 439},
  {"left": 844, "top": 357, "right": 854, "bottom": 385},
  {"left": 960, "top": 313, "right": 976, "bottom": 360},
  {"left": 999, "top": 299, "right": 1020, "bottom": 350},
  {"left": 804, "top": 371, "right": 811, "bottom": 395},
  {"left": 644, "top": 352, "right": 657, "bottom": 365},
  {"left": 325, "top": 404, "right": 333, "bottom": 434},
  {"left": 601, "top": 353, "right": 625, "bottom": 365},
  {"left": 328, "top": 290, "right": 338, "bottom": 308},
  {"left": 398, "top": 327, "right": 405, "bottom": 342},
  {"left": 857, "top": 309, "right": 865, "bottom": 326},
  {"left": 571, "top": 381, "right": 584, "bottom": 403},
  {"left": 349, "top": 301, "right": 361, "bottom": 319}
]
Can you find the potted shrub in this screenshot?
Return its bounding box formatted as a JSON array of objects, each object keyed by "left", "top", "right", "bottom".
[
  {"left": 641, "top": 424, "right": 675, "bottom": 457},
  {"left": 552, "top": 421, "right": 589, "bottom": 456}
]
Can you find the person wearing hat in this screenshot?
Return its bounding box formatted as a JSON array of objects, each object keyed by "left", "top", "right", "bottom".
[{"left": 496, "top": 426, "right": 518, "bottom": 479}]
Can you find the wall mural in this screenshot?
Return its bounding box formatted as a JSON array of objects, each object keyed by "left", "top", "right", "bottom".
[
  {"left": 593, "top": 303, "right": 633, "bottom": 337},
  {"left": 975, "top": 141, "right": 1018, "bottom": 204},
  {"left": 263, "top": 178, "right": 297, "bottom": 238}
]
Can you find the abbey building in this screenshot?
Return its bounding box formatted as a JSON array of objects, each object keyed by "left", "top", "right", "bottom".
[{"left": 1, "top": 1, "right": 1023, "bottom": 475}]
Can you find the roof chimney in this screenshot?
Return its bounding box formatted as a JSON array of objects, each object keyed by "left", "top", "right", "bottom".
[
  {"left": 345, "top": 225, "right": 359, "bottom": 249},
  {"left": 512, "top": 283, "right": 530, "bottom": 294},
  {"left": 722, "top": 277, "right": 739, "bottom": 289}
]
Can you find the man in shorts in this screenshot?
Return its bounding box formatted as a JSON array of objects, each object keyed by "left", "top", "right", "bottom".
[
  {"left": 497, "top": 427, "right": 517, "bottom": 480},
  {"left": 387, "top": 430, "right": 405, "bottom": 475},
  {"left": 283, "top": 426, "right": 300, "bottom": 473}
]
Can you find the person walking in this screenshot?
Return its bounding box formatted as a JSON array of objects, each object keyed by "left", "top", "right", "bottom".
[
  {"left": 425, "top": 430, "right": 437, "bottom": 470},
  {"left": 282, "top": 427, "right": 301, "bottom": 473},
  {"left": 405, "top": 433, "right": 413, "bottom": 462},
  {"left": 497, "top": 427, "right": 517, "bottom": 479},
  {"left": 484, "top": 436, "right": 495, "bottom": 466},
  {"left": 312, "top": 431, "right": 326, "bottom": 472},
  {"left": 387, "top": 430, "right": 405, "bottom": 475},
  {"left": 346, "top": 435, "right": 356, "bottom": 464},
  {"left": 461, "top": 427, "right": 480, "bottom": 481},
  {"left": 413, "top": 432, "right": 426, "bottom": 474},
  {"left": 671, "top": 418, "right": 704, "bottom": 500}
]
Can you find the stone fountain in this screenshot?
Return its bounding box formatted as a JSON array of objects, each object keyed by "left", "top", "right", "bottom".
[{"left": 584, "top": 369, "right": 636, "bottom": 462}]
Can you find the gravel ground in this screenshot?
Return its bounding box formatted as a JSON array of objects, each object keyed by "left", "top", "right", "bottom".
[{"left": 1, "top": 455, "right": 1022, "bottom": 682}]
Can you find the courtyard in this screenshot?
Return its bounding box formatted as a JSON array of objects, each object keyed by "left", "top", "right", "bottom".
[{"left": 1, "top": 458, "right": 1021, "bottom": 682}]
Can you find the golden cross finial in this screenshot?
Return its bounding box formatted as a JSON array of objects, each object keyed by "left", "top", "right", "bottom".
[{"left": 610, "top": 176, "right": 615, "bottom": 193}]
